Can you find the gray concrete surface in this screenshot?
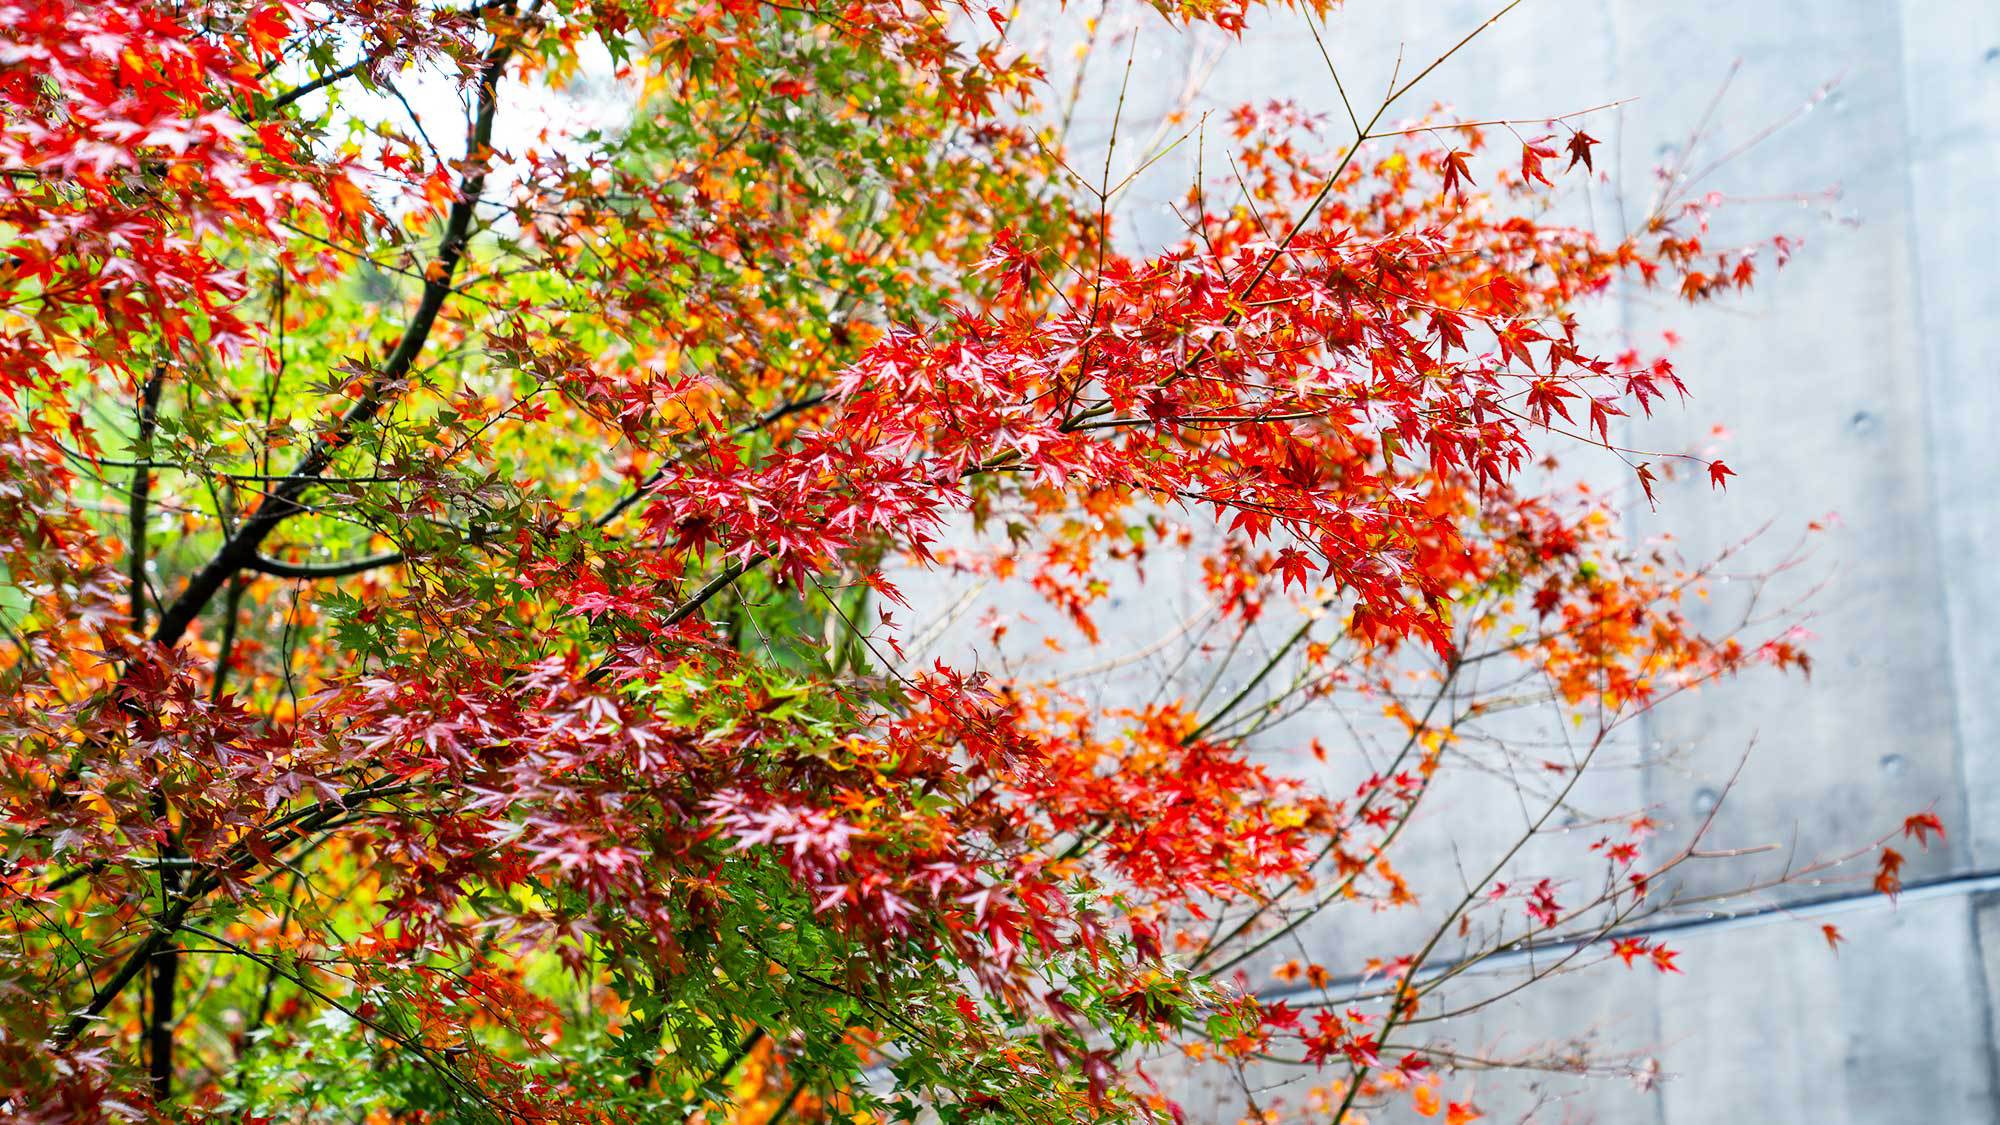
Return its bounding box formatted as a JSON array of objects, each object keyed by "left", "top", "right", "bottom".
[{"left": 947, "top": 2, "right": 2000, "bottom": 1120}]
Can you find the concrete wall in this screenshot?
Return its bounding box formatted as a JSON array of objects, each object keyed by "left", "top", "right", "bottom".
[{"left": 998, "top": 1, "right": 2000, "bottom": 1120}]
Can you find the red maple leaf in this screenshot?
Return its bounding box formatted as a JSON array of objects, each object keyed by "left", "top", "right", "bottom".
[{"left": 1903, "top": 810, "right": 1945, "bottom": 849}]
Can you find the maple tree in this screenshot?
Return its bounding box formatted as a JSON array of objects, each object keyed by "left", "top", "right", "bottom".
[{"left": 0, "top": 1, "right": 1925, "bottom": 1122}]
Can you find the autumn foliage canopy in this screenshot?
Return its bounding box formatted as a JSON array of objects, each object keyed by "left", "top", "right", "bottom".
[{"left": 0, "top": 0, "right": 1918, "bottom": 1122}]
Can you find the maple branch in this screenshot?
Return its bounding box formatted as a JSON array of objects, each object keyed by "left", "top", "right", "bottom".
[
  {"left": 592, "top": 394, "right": 830, "bottom": 531},
  {"left": 1362, "top": 99, "right": 1634, "bottom": 141},
  {"left": 767, "top": 1074, "right": 808, "bottom": 1125},
  {"left": 1182, "top": 603, "right": 1328, "bottom": 744},
  {"left": 258, "top": 1, "right": 513, "bottom": 117},
  {"left": 668, "top": 558, "right": 763, "bottom": 628},
  {"left": 263, "top": 56, "right": 375, "bottom": 115},
  {"left": 711, "top": 1027, "right": 766, "bottom": 1088},
  {"left": 148, "top": 835, "right": 182, "bottom": 1100},
  {"left": 48, "top": 779, "right": 422, "bottom": 1044},
  {"left": 1195, "top": 664, "right": 1460, "bottom": 970},
  {"left": 128, "top": 364, "right": 165, "bottom": 634},
  {"left": 47, "top": 19, "right": 521, "bottom": 1073},
  {"left": 1132, "top": 0, "right": 1530, "bottom": 409},
  {"left": 176, "top": 924, "right": 506, "bottom": 1114},
  {"left": 246, "top": 549, "right": 405, "bottom": 579},
  {"left": 130, "top": 362, "right": 178, "bottom": 1104},
  {"left": 149, "top": 24, "right": 517, "bottom": 650},
  {"left": 210, "top": 574, "right": 248, "bottom": 703},
  {"left": 53, "top": 869, "right": 210, "bottom": 1050},
  {"left": 1331, "top": 722, "right": 1608, "bottom": 1123},
  {"left": 639, "top": 1025, "right": 763, "bottom": 1096}
]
